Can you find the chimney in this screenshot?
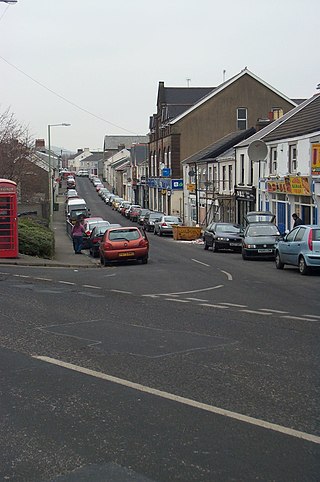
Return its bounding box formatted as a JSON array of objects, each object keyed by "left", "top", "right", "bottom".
[
  {"left": 35, "top": 139, "right": 46, "bottom": 152},
  {"left": 77, "top": 148, "right": 83, "bottom": 154},
  {"left": 256, "top": 118, "right": 271, "bottom": 131}
]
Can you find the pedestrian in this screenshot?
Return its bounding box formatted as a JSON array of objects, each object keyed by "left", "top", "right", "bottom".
[
  {"left": 292, "top": 213, "right": 303, "bottom": 227},
  {"left": 71, "top": 218, "right": 85, "bottom": 254}
]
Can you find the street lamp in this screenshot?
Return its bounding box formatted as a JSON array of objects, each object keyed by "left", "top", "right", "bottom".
[{"left": 48, "top": 123, "right": 71, "bottom": 228}]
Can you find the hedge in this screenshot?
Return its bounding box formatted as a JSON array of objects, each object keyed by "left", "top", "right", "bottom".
[{"left": 18, "top": 217, "right": 55, "bottom": 259}]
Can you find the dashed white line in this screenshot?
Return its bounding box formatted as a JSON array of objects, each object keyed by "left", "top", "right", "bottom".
[
  {"left": 82, "top": 285, "right": 102, "bottom": 290},
  {"left": 191, "top": 259, "right": 210, "bottom": 267},
  {"left": 165, "top": 298, "right": 190, "bottom": 303},
  {"left": 302, "top": 314, "right": 320, "bottom": 319},
  {"left": 34, "top": 277, "right": 53, "bottom": 282},
  {"left": 219, "top": 302, "right": 247, "bottom": 308},
  {"left": 34, "top": 356, "right": 320, "bottom": 446},
  {"left": 240, "top": 309, "right": 273, "bottom": 316},
  {"left": 110, "top": 289, "right": 132, "bottom": 294},
  {"left": 13, "top": 274, "right": 30, "bottom": 278},
  {"left": 57, "top": 281, "right": 76, "bottom": 285},
  {"left": 260, "top": 308, "right": 289, "bottom": 314},
  {"left": 200, "top": 303, "right": 229, "bottom": 309},
  {"left": 185, "top": 297, "right": 209, "bottom": 302},
  {"left": 281, "top": 315, "right": 320, "bottom": 322}
]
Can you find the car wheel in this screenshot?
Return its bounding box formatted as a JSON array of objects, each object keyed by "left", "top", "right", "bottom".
[
  {"left": 299, "top": 256, "right": 309, "bottom": 275},
  {"left": 275, "top": 251, "right": 284, "bottom": 269},
  {"left": 242, "top": 250, "right": 248, "bottom": 260},
  {"left": 100, "top": 255, "right": 104, "bottom": 266},
  {"left": 159, "top": 230, "right": 163, "bottom": 237},
  {"left": 204, "top": 240, "right": 209, "bottom": 250},
  {"left": 153, "top": 228, "right": 157, "bottom": 235},
  {"left": 141, "top": 256, "right": 148, "bottom": 264},
  {"left": 212, "top": 242, "right": 218, "bottom": 252}
]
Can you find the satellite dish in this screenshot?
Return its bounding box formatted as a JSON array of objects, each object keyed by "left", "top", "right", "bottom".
[{"left": 248, "top": 140, "right": 268, "bottom": 162}]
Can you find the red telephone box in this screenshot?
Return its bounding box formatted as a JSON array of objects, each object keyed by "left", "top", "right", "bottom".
[{"left": 0, "top": 179, "right": 18, "bottom": 258}]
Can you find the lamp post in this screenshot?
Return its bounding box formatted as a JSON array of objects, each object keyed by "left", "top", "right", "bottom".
[{"left": 48, "top": 123, "right": 71, "bottom": 228}]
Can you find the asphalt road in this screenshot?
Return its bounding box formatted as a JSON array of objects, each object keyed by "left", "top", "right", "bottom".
[{"left": 0, "top": 178, "right": 319, "bottom": 481}]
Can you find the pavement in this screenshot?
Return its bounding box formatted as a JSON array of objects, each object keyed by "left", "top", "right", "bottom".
[{"left": 0, "top": 193, "right": 100, "bottom": 268}]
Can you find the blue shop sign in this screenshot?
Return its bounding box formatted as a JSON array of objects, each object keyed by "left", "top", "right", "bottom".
[{"left": 171, "top": 179, "right": 183, "bottom": 190}]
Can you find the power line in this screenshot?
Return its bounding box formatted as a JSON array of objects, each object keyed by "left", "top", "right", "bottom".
[{"left": 0, "top": 53, "right": 141, "bottom": 135}]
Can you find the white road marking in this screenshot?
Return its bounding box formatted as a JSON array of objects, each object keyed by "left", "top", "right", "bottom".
[
  {"left": 142, "top": 294, "right": 159, "bottom": 298},
  {"left": 34, "top": 277, "right": 53, "bottom": 282},
  {"left": 185, "top": 298, "right": 209, "bottom": 302},
  {"left": 259, "top": 308, "right": 289, "bottom": 314},
  {"left": 82, "top": 285, "right": 102, "bottom": 290},
  {"left": 240, "top": 310, "right": 273, "bottom": 316},
  {"left": 191, "top": 258, "right": 210, "bottom": 267},
  {"left": 219, "top": 270, "right": 233, "bottom": 281},
  {"left": 13, "top": 274, "right": 30, "bottom": 278},
  {"left": 302, "top": 314, "right": 320, "bottom": 319},
  {"left": 33, "top": 356, "right": 320, "bottom": 446},
  {"left": 219, "top": 302, "right": 247, "bottom": 308},
  {"left": 158, "top": 293, "right": 178, "bottom": 297},
  {"left": 156, "top": 285, "right": 224, "bottom": 296},
  {"left": 200, "top": 303, "right": 229, "bottom": 309},
  {"left": 58, "top": 281, "right": 75, "bottom": 285},
  {"left": 110, "top": 289, "right": 132, "bottom": 294},
  {"left": 281, "top": 315, "right": 320, "bottom": 322},
  {"left": 165, "top": 298, "right": 190, "bottom": 303}
]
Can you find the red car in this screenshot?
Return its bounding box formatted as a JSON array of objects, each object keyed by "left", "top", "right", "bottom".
[{"left": 99, "top": 227, "right": 149, "bottom": 265}]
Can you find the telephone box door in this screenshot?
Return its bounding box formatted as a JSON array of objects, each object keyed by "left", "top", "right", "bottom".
[{"left": 0, "top": 179, "right": 18, "bottom": 258}]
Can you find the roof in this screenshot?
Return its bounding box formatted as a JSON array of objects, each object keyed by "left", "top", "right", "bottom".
[
  {"left": 170, "top": 68, "right": 297, "bottom": 125},
  {"left": 104, "top": 135, "right": 148, "bottom": 150},
  {"left": 159, "top": 86, "right": 216, "bottom": 106},
  {"left": 236, "top": 93, "right": 320, "bottom": 147},
  {"left": 181, "top": 128, "right": 256, "bottom": 164}
]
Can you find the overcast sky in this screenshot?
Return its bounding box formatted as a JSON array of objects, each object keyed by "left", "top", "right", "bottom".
[{"left": 0, "top": 0, "right": 318, "bottom": 153}]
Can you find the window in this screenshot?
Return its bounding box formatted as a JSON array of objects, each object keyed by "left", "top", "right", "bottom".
[
  {"left": 228, "top": 165, "right": 233, "bottom": 190},
  {"left": 270, "top": 147, "right": 277, "bottom": 173},
  {"left": 248, "top": 160, "right": 253, "bottom": 185},
  {"left": 240, "top": 154, "right": 245, "bottom": 184},
  {"left": 168, "top": 147, "right": 171, "bottom": 170},
  {"left": 222, "top": 166, "right": 226, "bottom": 190},
  {"left": 295, "top": 227, "right": 306, "bottom": 242},
  {"left": 237, "top": 108, "right": 247, "bottom": 130},
  {"left": 288, "top": 144, "right": 297, "bottom": 173}
]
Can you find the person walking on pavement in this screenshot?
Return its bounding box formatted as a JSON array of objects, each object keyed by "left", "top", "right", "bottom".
[
  {"left": 71, "top": 218, "right": 85, "bottom": 254},
  {"left": 292, "top": 213, "right": 303, "bottom": 227}
]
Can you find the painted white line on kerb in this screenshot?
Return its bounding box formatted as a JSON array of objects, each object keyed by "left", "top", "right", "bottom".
[
  {"left": 110, "top": 289, "right": 132, "bottom": 294},
  {"left": 240, "top": 309, "right": 273, "bottom": 316},
  {"left": 58, "top": 281, "right": 75, "bottom": 285},
  {"left": 220, "top": 270, "right": 233, "bottom": 281},
  {"left": 191, "top": 258, "right": 210, "bottom": 267},
  {"left": 82, "top": 285, "right": 102, "bottom": 290},
  {"left": 33, "top": 356, "right": 320, "bottom": 445}
]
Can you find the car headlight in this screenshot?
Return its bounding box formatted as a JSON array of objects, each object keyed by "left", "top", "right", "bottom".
[
  {"left": 216, "top": 237, "right": 225, "bottom": 241},
  {"left": 245, "top": 244, "right": 256, "bottom": 248}
]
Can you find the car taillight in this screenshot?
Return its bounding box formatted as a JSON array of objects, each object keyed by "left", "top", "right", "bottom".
[
  {"left": 86, "top": 230, "right": 90, "bottom": 236},
  {"left": 308, "top": 230, "right": 313, "bottom": 251},
  {"left": 103, "top": 242, "right": 112, "bottom": 250},
  {"left": 139, "top": 239, "right": 147, "bottom": 247},
  {"left": 161, "top": 222, "right": 167, "bottom": 227}
]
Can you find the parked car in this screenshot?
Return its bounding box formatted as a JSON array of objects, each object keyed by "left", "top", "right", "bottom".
[
  {"left": 82, "top": 217, "right": 109, "bottom": 249},
  {"left": 154, "top": 215, "right": 183, "bottom": 236},
  {"left": 92, "top": 178, "right": 102, "bottom": 187},
  {"left": 89, "top": 223, "right": 121, "bottom": 257},
  {"left": 105, "top": 194, "right": 117, "bottom": 205},
  {"left": 66, "top": 176, "right": 76, "bottom": 189},
  {"left": 143, "top": 211, "right": 163, "bottom": 232},
  {"left": 203, "top": 222, "right": 242, "bottom": 252},
  {"left": 66, "top": 189, "right": 78, "bottom": 199},
  {"left": 99, "top": 226, "right": 149, "bottom": 265},
  {"left": 242, "top": 223, "right": 282, "bottom": 260},
  {"left": 111, "top": 197, "right": 124, "bottom": 210},
  {"left": 275, "top": 225, "right": 320, "bottom": 275},
  {"left": 137, "top": 208, "right": 150, "bottom": 225},
  {"left": 77, "top": 170, "right": 89, "bottom": 177},
  {"left": 119, "top": 201, "right": 131, "bottom": 215},
  {"left": 98, "top": 188, "right": 110, "bottom": 199},
  {"left": 128, "top": 205, "right": 141, "bottom": 222}
]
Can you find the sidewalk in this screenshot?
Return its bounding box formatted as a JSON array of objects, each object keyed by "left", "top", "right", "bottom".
[{"left": 0, "top": 194, "right": 99, "bottom": 268}]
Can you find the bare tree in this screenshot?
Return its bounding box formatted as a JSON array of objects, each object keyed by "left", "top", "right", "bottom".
[{"left": 0, "top": 107, "right": 34, "bottom": 183}]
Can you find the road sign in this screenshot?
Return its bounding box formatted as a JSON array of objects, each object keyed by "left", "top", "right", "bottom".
[
  {"left": 162, "top": 168, "right": 171, "bottom": 177},
  {"left": 171, "top": 179, "right": 183, "bottom": 190}
]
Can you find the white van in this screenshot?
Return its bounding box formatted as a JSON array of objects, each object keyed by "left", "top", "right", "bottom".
[{"left": 66, "top": 198, "right": 89, "bottom": 222}]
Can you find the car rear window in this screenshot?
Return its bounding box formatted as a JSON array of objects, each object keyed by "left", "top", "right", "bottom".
[
  {"left": 313, "top": 228, "right": 320, "bottom": 241},
  {"left": 164, "top": 216, "right": 181, "bottom": 222},
  {"left": 109, "top": 229, "right": 140, "bottom": 241}
]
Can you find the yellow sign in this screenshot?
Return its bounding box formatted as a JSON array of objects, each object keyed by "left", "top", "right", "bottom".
[
  {"left": 267, "top": 176, "right": 311, "bottom": 196},
  {"left": 187, "top": 183, "right": 195, "bottom": 192},
  {"left": 312, "top": 144, "right": 320, "bottom": 176}
]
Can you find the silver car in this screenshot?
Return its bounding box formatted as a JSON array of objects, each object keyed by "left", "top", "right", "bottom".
[
  {"left": 154, "top": 215, "right": 183, "bottom": 236},
  {"left": 275, "top": 225, "right": 320, "bottom": 275}
]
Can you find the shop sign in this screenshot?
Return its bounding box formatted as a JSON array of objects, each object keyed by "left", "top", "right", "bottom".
[
  {"left": 235, "top": 186, "right": 256, "bottom": 201},
  {"left": 311, "top": 144, "right": 320, "bottom": 176},
  {"left": 171, "top": 179, "right": 183, "bottom": 190},
  {"left": 267, "top": 176, "right": 311, "bottom": 195},
  {"left": 187, "top": 183, "right": 195, "bottom": 192}
]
